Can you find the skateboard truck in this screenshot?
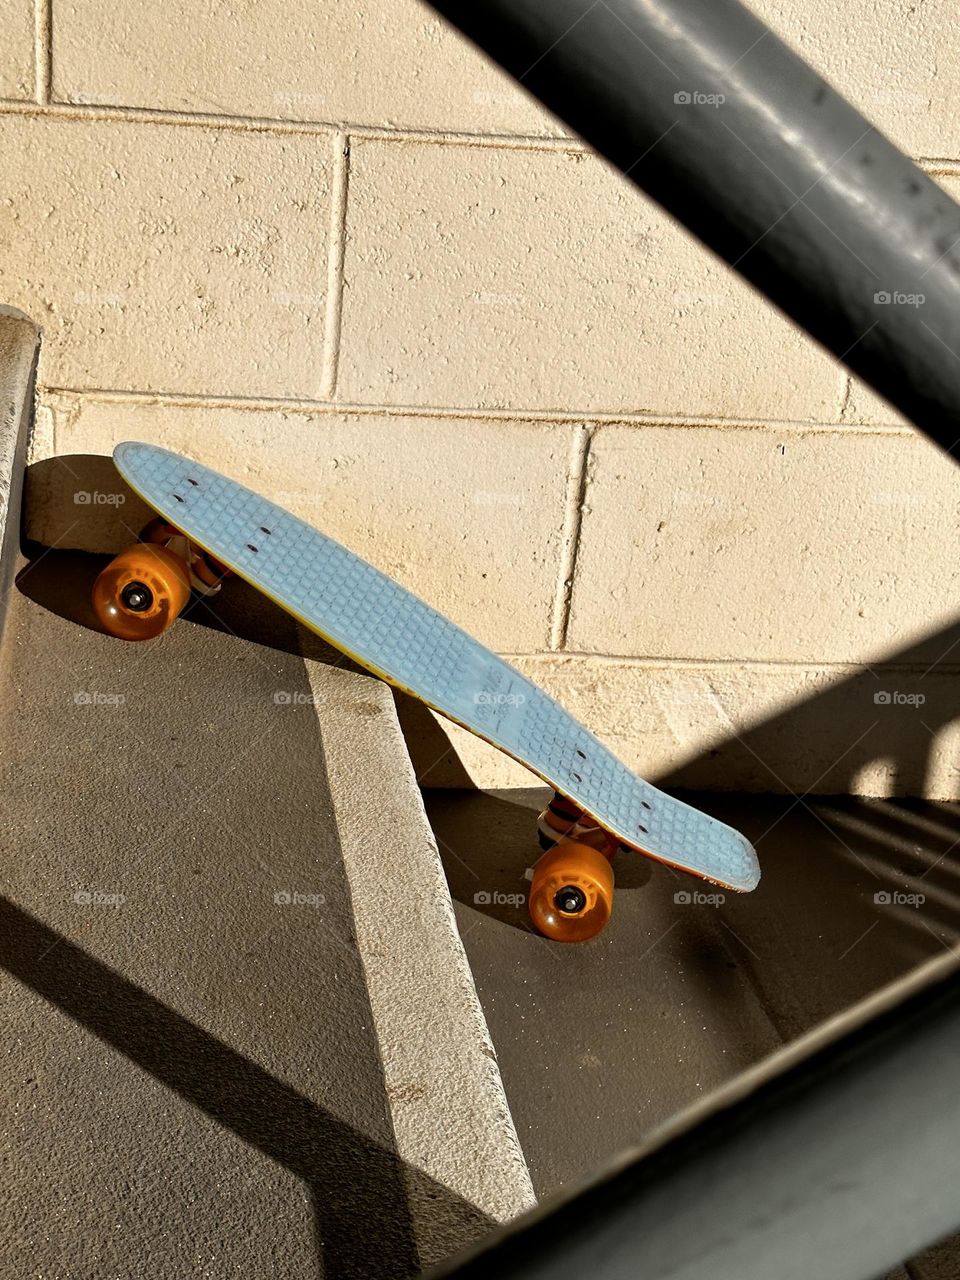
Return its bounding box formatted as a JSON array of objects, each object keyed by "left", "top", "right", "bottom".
[
  {"left": 530, "top": 792, "right": 620, "bottom": 943},
  {"left": 92, "top": 517, "right": 230, "bottom": 641}
]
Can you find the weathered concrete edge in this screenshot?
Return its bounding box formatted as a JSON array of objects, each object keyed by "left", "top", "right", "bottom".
[
  {"left": 0, "top": 307, "right": 40, "bottom": 646},
  {"left": 307, "top": 661, "right": 536, "bottom": 1266}
]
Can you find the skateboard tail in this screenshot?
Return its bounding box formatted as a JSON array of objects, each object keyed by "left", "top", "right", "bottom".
[{"left": 428, "top": 707, "right": 760, "bottom": 893}]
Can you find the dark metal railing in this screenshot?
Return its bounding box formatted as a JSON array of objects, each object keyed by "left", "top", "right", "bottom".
[{"left": 427, "top": 0, "right": 960, "bottom": 462}]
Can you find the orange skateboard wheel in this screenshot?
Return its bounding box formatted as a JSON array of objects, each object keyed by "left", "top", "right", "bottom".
[
  {"left": 92, "top": 543, "right": 192, "bottom": 641},
  {"left": 528, "top": 840, "right": 614, "bottom": 943}
]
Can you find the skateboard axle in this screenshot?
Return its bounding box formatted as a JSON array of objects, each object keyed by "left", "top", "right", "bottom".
[
  {"left": 555, "top": 885, "right": 587, "bottom": 915},
  {"left": 120, "top": 580, "right": 153, "bottom": 613}
]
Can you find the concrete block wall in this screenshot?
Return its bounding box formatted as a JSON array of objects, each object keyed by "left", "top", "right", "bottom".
[{"left": 8, "top": 0, "right": 959, "bottom": 795}]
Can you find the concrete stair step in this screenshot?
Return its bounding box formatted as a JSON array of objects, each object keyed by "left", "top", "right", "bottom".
[{"left": 0, "top": 307, "right": 534, "bottom": 1280}]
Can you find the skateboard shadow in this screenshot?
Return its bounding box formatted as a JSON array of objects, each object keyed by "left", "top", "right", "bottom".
[
  {"left": 14, "top": 541, "right": 352, "bottom": 664},
  {"left": 16, "top": 537, "right": 490, "bottom": 806}
]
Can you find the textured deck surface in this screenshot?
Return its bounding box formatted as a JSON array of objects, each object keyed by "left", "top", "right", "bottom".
[{"left": 115, "top": 442, "right": 759, "bottom": 892}]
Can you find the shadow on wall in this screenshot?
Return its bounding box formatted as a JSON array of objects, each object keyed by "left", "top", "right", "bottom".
[{"left": 655, "top": 620, "right": 960, "bottom": 800}]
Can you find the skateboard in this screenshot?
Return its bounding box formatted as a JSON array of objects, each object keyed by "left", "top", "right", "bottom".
[{"left": 93, "top": 442, "right": 760, "bottom": 942}]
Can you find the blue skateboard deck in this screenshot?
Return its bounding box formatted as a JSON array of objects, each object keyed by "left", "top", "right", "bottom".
[{"left": 114, "top": 442, "right": 760, "bottom": 892}]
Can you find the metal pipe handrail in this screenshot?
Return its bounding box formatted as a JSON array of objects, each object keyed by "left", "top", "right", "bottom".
[{"left": 428, "top": 0, "right": 960, "bottom": 461}]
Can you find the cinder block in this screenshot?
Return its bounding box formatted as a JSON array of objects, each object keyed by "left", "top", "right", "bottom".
[
  {"left": 51, "top": 0, "right": 561, "bottom": 136},
  {"left": 0, "top": 0, "right": 34, "bottom": 100},
  {"left": 419, "top": 653, "right": 960, "bottom": 799},
  {"left": 0, "top": 115, "right": 331, "bottom": 398},
  {"left": 38, "top": 394, "right": 571, "bottom": 651},
  {"left": 752, "top": 0, "right": 960, "bottom": 158},
  {"left": 567, "top": 423, "right": 960, "bottom": 664},
  {"left": 339, "top": 138, "right": 844, "bottom": 418}
]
